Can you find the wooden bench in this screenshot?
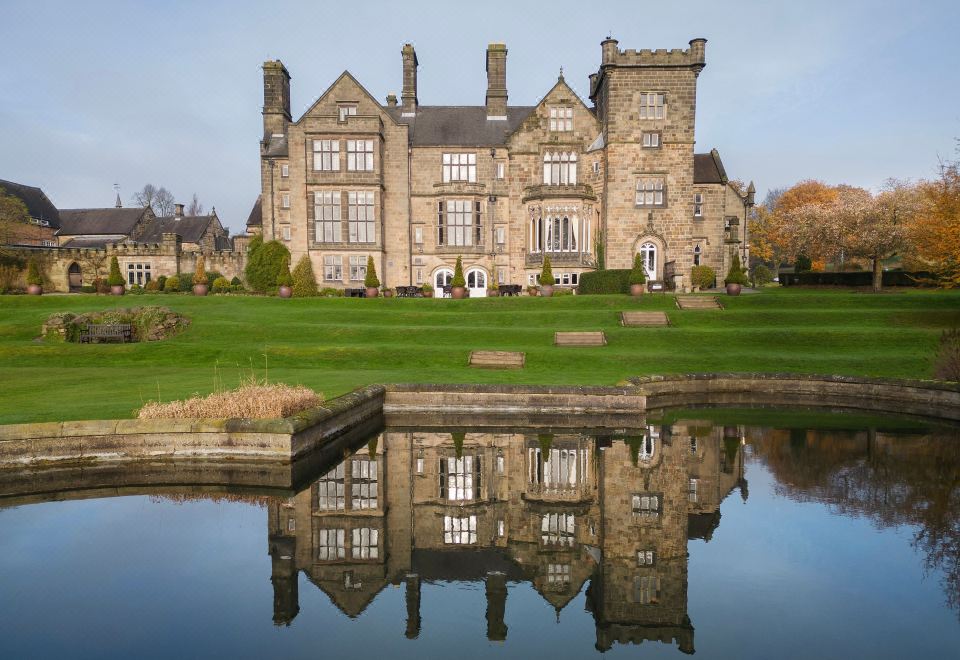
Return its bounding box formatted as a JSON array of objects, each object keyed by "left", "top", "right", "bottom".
[
  {"left": 344, "top": 287, "right": 367, "bottom": 298},
  {"left": 620, "top": 311, "right": 670, "bottom": 327},
  {"left": 468, "top": 351, "right": 525, "bottom": 369},
  {"left": 554, "top": 331, "right": 607, "bottom": 346},
  {"left": 498, "top": 284, "right": 523, "bottom": 297},
  {"left": 80, "top": 323, "right": 133, "bottom": 344}
]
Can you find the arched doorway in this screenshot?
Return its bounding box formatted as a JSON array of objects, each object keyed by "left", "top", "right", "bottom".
[
  {"left": 67, "top": 262, "right": 82, "bottom": 291},
  {"left": 466, "top": 268, "right": 487, "bottom": 298},
  {"left": 434, "top": 268, "right": 453, "bottom": 298},
  {"left": 639, "top": 242, "right": 657, "bottom": 281}
]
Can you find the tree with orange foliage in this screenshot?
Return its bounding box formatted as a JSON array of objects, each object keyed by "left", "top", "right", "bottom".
[{"left": 910, "top": 159, "right": 960, "bottom": 287}]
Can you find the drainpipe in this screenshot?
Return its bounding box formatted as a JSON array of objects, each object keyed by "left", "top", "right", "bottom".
[
  {"left": 407, "top": 146, "right": 414, "bottom": 286},
  {"left": 269, "top": 158, "right": 276, "bottom": 239}
]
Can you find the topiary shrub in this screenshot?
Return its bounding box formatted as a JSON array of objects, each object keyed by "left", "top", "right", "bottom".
[
  {"left": 164, "top": 275, "right": 180, "bottom": 292},
  {"left": 193, "top": 256, "right": 208, "bottom": 285},
  {"left": 292, "top": 254, "right": 319, "bottom": 297},
  {"left": 26, "top": 259, "right": 43, "bottom": 286},
  {"left": 107, "top": 256, "right": 124, "bottom": 287},
  {"left": 212, "top": 276, "right": 231, "bottom": 294},
  {"left": 156, "top": 275, "right": 167, "bottom": 291},
  {"left": 364, "top": 256, "right": 380, "bottom": 288},
  {"left": 577, "top": 269, "right": 631, "bottom": 294},
  {"left": 750, "top": 264, "right": 773, "bottom": 287},
  {"left": 540, "top": 255, "right": 554, "bottom": 286},
  {"left": 690, "top": 265, "right": 716, "bottom": 290},
  {"left": 628, "top": 253, "right": 647, "bottom": 286},
  {"left": 724, "top": 254, "right": 749, "bottom": 286},
  {"left": 276, "top": 258, "right": 293, "bottom": 287},
  {"left": 244, "top": 235, "right": 291, "bottom": 293},
  {"left": 451, "top": 256, "right": 465, "bottom": 288}
]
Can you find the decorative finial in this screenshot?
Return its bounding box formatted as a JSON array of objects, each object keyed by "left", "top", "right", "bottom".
[
  {"left": 558, "top": 66, "right": 564, "bottom": 82},
  {"left": 113, "top": 183, "right": 121, "bottom": 208}
]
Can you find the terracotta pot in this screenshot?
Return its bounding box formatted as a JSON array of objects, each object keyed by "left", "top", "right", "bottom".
[
  {"left": 630, "top": 283, "right": 646, "bottom": 297},
  {"left": 382, "top": 289, "right": 393, "bottom": 298},
  {"left": 725, "top": 283, "right": 742, "bottom": 296},
  {"left": 540, "top": 285, "right": 554, "bottom": 298},
  {"left": 365, "top": 286, "right": 379, "bottom": 298},
  {"left": 27, "top": 284, "right": 42, "bottom": 296},
  {"left": 487, "top": 289, "right": 500, "bottom": 297},
  {"left": 111, "top": 285, "right": 125, "bottom": 296},
  {"left": 527, "top": 288, "right": 538, "bottom": 297},
  {"left": 422, "top": 290, "right": 434, "bottom": 298},
  {"left": 193, "top": 284, "right": 209, "bottom": 296},
  {"left": 451, "top": 286, "right": 467, "bottom": 300},
  {"left": 278, "top": 285, "right": 292, "bottom": 298}
]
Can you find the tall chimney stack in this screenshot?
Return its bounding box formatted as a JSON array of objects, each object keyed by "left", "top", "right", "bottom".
[
  {"left": 262, "top": 60, "right": 291, "bottom": 138},
  {"left": 485, "top": 43, "right": 508, "bottom": 120},
  {"left": 401, "top": 44, "right": 418, "bottom": 116},
  {"left": 174, "top": 203, "right": 184, "bottom": 218}
]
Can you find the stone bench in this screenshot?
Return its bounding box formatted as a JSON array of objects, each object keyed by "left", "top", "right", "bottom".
[
  {"left": 468, "top": 351, "right": 526, "bottom": 369},
  {"left": 620, "top": 311, "right": 670, "bottom": 327},
  {"left": 554, "top": 331, "right": 607, "bottom": 346}
]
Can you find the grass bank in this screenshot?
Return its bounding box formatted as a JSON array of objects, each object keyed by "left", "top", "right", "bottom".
[{"left": 0, "top": 287, "right": 957, "bottom": 424}]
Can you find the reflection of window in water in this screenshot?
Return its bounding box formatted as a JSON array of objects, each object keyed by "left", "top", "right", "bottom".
[
  {"left": 633, "top": 575, "right": 661, "bottom": 604},
  {"left": 343, "top": 570, "right": 362, "bottom": 591},
  {"left": 444, "top": 515, "right": 477, "bottom": 544},
  {"left": 287, "top": 517, "right": 296, "bottom": 532},
  {"left": 632, "top": 494, "right": 661, "bottom": 519},
  {"left": 547, "top": 563, "right": 571, "bottom": 585},
  {"left": 528, "top": 448, "right": 588, "bottom": 490},
  {"left": 640, "top": 428, "right": 658, "bottom": 461},
  {"left": 317, "top": 463, "right": 345, "bottom": 511},
  {"left": 689, "top": 437, "right": 698, "bottom": 454},
  {"left": 439, "top": 456, "right": 481, "bottom": 501},
  {"left": 318, "top": 528, "right": 345, "bottom": 560},
  {"left": 688, "top": 478, "right": 699, "bottom": 503},
  {"left": 352, "top": 459, "right": 378, "bottom": 509},
  {"left": 637, "top": 550, "right": 656, "bottom": 566},
  {"left": 352, "top": 528, "right": 379, "bottom": 559},
  {"left": 541, "top": 513, "right": 576, "bottom": 546}
]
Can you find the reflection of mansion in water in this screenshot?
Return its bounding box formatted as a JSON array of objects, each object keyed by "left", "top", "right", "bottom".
[{"left": 268, "top": 422, "right": 747, "bottom": 653}]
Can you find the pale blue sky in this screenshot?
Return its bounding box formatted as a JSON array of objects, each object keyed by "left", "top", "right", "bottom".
[{"left": 1, "top": 0, "right": 957, "bottom": 232}]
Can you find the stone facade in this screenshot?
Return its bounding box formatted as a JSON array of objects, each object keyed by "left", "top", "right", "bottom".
[{"left": 252, "top": 37, "right": 754, "bottom": 294}]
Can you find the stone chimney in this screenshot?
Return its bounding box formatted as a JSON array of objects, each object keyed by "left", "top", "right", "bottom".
[
  {"left": 174, "top": 203, "right": 184, "bottom": 218},
  {"left": 485, "top": 43, "right": 508, "bottom": 120},
  {"left": 401, "top": 44, "right": 418, "bottom": 116},
  {"left": 262, "top": 60, "right": 291, "bottom": 138}
]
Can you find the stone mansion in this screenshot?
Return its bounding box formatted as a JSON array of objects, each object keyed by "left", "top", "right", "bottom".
[{"left": 247, "top": 37, "right": 755, "bottom": 295}]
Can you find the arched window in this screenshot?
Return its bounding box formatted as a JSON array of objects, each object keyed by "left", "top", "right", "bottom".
[
  {"left": 693, "top": 244, "right": 702, "bottom": 266},
  {"left": 435, "top": 268, "right": 453, "bottom": 297},
  {"left": 640, "top": 242, "right": 657, "bottom": 280}
]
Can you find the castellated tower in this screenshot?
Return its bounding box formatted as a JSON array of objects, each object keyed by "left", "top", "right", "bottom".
[{"left": 590, "top": 38, "right": 708, "bottom": 276}]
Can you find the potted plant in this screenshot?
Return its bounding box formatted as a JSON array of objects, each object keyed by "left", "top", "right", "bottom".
[
  {"left": 382, "top": 286, "right": 393, "bottom": 298},
  {"left": 724, "top": 254, "right": 748, "bottom": 296},
  {"left": 364, "top": 256, "right": 380, "bottom": 297},
  {"left": 25, "top": 259, "right": 43, "bottom": 295},
  {"left": 421, "top": 282, "right": 434, "bottom": 298},
  {"left": 193, "top": 255, "right": 209, "bottom": 296},
  {"left": 450, "top": 256, "right": 467, "bottom": 299},
  {"left": 276, "top": 258, "right": 293, "bottom": 298},
  {"left": 629, "top": 253, "right": 647, "bottom": 297},
  {"left": 539, "top": 255, "right": 554, "bottom": 298},
  {"left": 108, "top": 256, "right": 125, "bottom": 295},
  {"left": 526, "top": 285, "right": 539, "bottom": 297},
  {"left": 487, "top": 270, "right": 500, "bottom": 297}
]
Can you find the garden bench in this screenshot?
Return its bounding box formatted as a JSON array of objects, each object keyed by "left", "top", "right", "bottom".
[
  {"left": 344, "top": 288, "right": 367, "bottom": 298},
  {"left": 396, "top": 286, "right": 422, "bottom": 298},
  {"left": 499, "top": 285, "right": 523, "bottom": 297},
  {"left": 554, "top": 331, "right": 607, "bottom": 346},
  {"left": 468, "top": 351, "right": 525, "bottom": 369},
  {"left": 80, "top": 323, "right": 133, "bottom": 344}
]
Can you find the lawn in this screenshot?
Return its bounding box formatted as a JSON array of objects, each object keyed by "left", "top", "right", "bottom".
[{"left": 0, "top": 287, "right": 957, "bottom": 424}]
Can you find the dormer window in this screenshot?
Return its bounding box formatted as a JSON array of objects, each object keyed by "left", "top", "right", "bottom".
[
  {"left": 639, "top": 93, "right": 665, "bottom": 120},
  {"left": 543, "top": 152, "right": 577, "bottom": 185},
  {"left": 549, "top": 106, "right": 573, "bottom": 131},
  {"left": 338, "top": 104, "right": 357, "bottom": 121}
]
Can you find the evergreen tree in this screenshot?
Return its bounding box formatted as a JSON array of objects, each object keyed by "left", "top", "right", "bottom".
[{"left": 291, "top": 255, "right": 319, "bottom": 297}]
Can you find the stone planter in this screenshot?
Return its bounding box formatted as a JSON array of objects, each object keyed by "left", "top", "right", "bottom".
[
  {"left": 630, "top": 283, "right": 645, "bottom": 297},
  {"left": 278, "top": 285, "right": 292, "bottom": 299},
  {"left": 382, "top": 289, "right": 393, "bottom": 298},
  {"left": 193, "top": 284, "right": 209, "bottom": 296},
  {"left": 111, "top": 285, "right": 125, "bottom": 296},
  {"left": 26, "top": 284, "right": 42, "bottom": 296},
  {"left": 725, "top": 283, "right": 742, "bottom": 296},
  {"left": 540, "top": 285, "right": 554, "bottom": 298},
  {"left": 451, "top": 286, "right": 467, "bottom": 300},
  {"left": 422, "top": 290, "right": 434, "bottom": 298},
  {"left": 365, "top": 287, "right": 379, "bottom": 298}
]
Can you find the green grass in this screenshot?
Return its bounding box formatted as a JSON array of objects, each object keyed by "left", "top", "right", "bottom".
[{"left": 0, "top": 287, "right": 957, "bottom": 424}]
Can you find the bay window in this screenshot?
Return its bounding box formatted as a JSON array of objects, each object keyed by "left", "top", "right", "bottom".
[{"left": 543, "top": 152, "right": 577, "bottom": 185}]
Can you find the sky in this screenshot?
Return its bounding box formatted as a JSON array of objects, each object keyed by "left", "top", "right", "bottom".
[{"left": 1, "top": 0, "right": 958, "bottom": 233}]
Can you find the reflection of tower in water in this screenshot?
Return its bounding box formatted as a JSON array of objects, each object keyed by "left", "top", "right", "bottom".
[{"left": 265, "top": 422, "right": 746, "bottom": 652}]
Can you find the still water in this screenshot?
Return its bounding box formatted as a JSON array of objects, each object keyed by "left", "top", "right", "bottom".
[{"left": 0, "top": 412, "right": 957, "bottom": 659}]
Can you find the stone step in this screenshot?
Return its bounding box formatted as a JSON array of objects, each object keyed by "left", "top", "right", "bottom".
[
  {"left": 554, "top": 331, "right": 607, "bottom": 346},
  {"left": 468, "top": 351, "right": 526, "bottom": 369},
  {"left": 676, "top": 296, "right": 723, "bottom": 310},
  {"left": 620, "top": 311, "right": 670, "bottom": 327}
]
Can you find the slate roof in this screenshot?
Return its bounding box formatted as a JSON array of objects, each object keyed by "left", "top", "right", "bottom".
[
  {"left": 246, "top": 195, "right": 262, "bottom": 227},
  {"left": 58, "top": 207, "right": 148, "bottom": 236},
  {"left": 60, "top": 237, "right": 112, "bottom": 249},
  {"left": 137, "top": 215, "right": 213, "bottom": 244},
  {"left": 0, "top": 178, "right": 60, "bottom": 228},
  {"left": 694, "top": 149, "right": 729, "bottom": 185},
  {"left": 386, "top": 105, "right": 536, "bottom": 146},
  {"left": 214, "top": 235, "right": 233, "bottom": 251},
  {"left": 263, "top": 134, "right": 288, "bottom": 157}
]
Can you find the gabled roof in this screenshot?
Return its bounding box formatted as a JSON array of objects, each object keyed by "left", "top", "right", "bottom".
[
  {"left": 246, "top": 195, "right": 262, "bottom": 227},
  {"left": 693, "top": 149, "right": 728, "bottom": 185},
  {"left": 58, "top": 207, "right": 148, "bottom": 236},
  {"left": 137, "top": 215, "right": 213, "bottom": 244},
  {"left": 386, "top": 105, "right": 536, "bottom": 146},
  {"left": 0, "top": 178, "right": 60, "bottom": 228}
]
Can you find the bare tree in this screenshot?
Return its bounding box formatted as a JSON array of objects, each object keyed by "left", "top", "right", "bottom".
[
  {"left": 131, "top": 184, "right": 176, "bottom": 217},
  {"left": 186, "top": 193, "right": 204, "bottom": 216}
]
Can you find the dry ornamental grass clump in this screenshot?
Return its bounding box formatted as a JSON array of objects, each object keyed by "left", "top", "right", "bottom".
[{"left": 138, "top": 380, "right": 322, "bottom": 419}]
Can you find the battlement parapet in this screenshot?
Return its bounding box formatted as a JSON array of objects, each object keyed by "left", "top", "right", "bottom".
[{"left": 601, "top": 37, "right": 706, "bottom": 71}]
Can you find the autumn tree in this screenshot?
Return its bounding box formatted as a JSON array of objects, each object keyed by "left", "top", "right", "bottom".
[
  {"left": 132, "top": 184, "right": 175, "bottom": 216},
  {"left": 910, "top": 159, "right": 960, "bottom": 287}
]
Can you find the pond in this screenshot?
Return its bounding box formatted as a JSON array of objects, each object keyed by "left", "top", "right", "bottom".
[{"left": 0, "top": 410, "right": 957, "bottom": 659}]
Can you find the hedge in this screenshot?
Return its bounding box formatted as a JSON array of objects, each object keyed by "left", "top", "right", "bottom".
[
  {"left": 779, "top": 271, "right": 936, "bottom": 287},
  {"left": 577, "top": 269, "right": 632, "bottom": 294}
]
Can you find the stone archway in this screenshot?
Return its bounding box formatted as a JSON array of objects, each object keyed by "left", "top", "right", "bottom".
[
  {"left": 67, "top": 262, "right": 82, "bottom": 291},
  {"left": 632, "top": 235, "right": 666, "bottom": 281}
]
